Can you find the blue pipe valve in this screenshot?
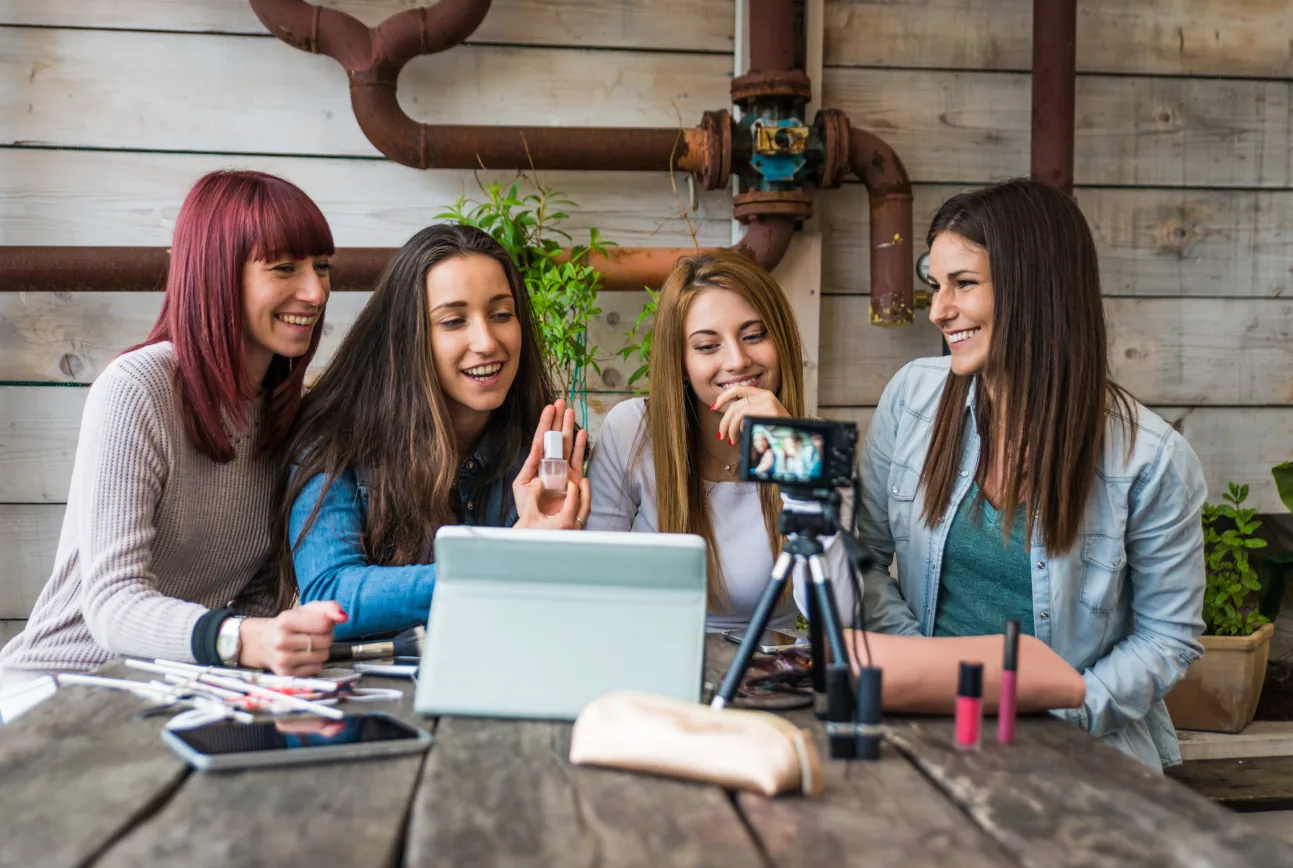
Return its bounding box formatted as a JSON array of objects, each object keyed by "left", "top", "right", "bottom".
[{"left": 749, "top": 117, "right": 811, "bottom": 185}]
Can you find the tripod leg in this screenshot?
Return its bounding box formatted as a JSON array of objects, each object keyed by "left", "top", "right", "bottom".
[
  {"left": 808, "top": 553, "right": 859, "bottom": 759},
  {"left": 806, "top": 584, "right": 827, "bottom": 718},
  {"left": 711, "top": 552, "right": 794, "bottom": 710}
]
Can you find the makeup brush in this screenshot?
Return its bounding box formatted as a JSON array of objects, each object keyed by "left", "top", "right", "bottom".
[{"left": 328, "top": 625, "right": 424, "bottom": 662}]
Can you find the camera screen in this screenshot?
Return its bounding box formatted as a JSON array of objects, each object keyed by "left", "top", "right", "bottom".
[{"left": 745, "top": 422, "right": 826, "bottom": 486}]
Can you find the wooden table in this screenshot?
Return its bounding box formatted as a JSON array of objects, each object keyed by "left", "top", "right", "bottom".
[{"left": 3, "top": 636, "right": 1291, "bottom": 868}]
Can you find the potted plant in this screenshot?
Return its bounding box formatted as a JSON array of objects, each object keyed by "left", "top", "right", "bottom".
[{"left": 1165, "top": 483, "right": 1273, "bottom": 733}]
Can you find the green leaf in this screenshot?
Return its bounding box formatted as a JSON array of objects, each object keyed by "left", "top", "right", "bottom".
[{"left": 1274, "top": 462, "right": 1293, "bottom": 514}]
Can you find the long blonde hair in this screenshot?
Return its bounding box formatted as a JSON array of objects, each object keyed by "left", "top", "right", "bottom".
[{"left": 633, "top": 250, "right": 807, "bottom": 610}]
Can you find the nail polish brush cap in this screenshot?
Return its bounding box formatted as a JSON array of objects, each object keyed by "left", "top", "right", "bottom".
[
  {"left": 1003, "top": 619, "right": 1020, "bottom": 672},
  {"left": 543, "top": 431, "right": 563, "bottom": 460}
]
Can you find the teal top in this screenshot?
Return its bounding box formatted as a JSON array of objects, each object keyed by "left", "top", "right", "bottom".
[{"left": 933, "top": 483, "right": 1035, "bottom": 638}]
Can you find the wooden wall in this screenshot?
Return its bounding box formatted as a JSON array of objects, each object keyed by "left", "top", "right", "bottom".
[{"left": 3, "top": 0, "right": 1292, "bottom": 633}]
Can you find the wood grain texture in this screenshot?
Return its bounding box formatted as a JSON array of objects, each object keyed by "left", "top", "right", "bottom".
[
  {"left": 737, "top": 716, "right": 1018, "bottom": 868},
  {"left": 0, "top": 504, "right": 62, "bottom": 619},
  {"left": 404, "top": 716, "right": 763, "bottom": 868},
  {"left": 1, "top": 27, "right": 731, "bottom": 156},
  {"left": 886, "top": 716, "right": 1293, "bottom": 867},
  {"left": 824, "top": 0, "right": 1293, "bottom": 78},
  {"left": 0, "top": 675, "right": 189, "bottom": 868},
  {"left": 0, "top": 149, "right": 732, "bottom": 248},
  {"left": 0, "top": 386, "right": 85, "bottom": 503},
  {"left": 97, "top": 677, "right": 426, "bottom": 868},
  {"left": 818, "top": 295, "right": 1293, "bottom": 406},
  {"left": 1, "top": 1, "right": 734, "bottom": 53},
  {"left": 820, "top": 183, "right": 1293, "bottom": 298},
  {"left": 823, "top": 68, "right": 1293, "bottom": 188},
  {"left": 1167, "top": 756, "right": 1293, "bottom": 809}
]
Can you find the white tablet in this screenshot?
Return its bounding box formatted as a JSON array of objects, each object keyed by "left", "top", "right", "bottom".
[{"left": 414, "top": 527, "right": 708, "bottom": 721}]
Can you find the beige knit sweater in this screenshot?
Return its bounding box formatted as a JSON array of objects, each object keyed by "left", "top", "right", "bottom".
[{"left": 0, "top": 342, "right": 280, "bottom": 686}]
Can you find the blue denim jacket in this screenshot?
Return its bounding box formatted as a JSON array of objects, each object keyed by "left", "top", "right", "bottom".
[
  {"left": 291, "top": 443, "right": 520, "bottom": 641},
  {"left": 856, "top": 357, "right": 1206, "bottom": 770}
]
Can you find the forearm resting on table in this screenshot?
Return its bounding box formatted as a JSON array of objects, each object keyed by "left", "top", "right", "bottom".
[{"left": 844, "top": 630, "right": 1086, "bottom": 714}]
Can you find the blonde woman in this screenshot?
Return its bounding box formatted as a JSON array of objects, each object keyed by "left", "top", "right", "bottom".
[{"left": 586, "top": 251, "right": 853, "bottom": 631}]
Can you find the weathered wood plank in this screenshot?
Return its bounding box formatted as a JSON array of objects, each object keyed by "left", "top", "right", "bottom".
[
  {"left": 1, "top": 27, "right": 732, "bottom": 157},
  {"left": 819, "top": 296, "right": 1293, "bottom": 406},
  {"left": 886, "top": 716, "right": 1293, "bottom": 867},
  {"left": 821, "top": 183, "right": 1293, "bottom": 298},
  {"left": 0, "top": 386, "right": 85, "bottom": 504},
  {"left": 824, "top": 0, "right": 1293, "bottom": 78},
  {"left": 824, "top": 68, "right": 1293, "bottom": 188},
  {"left": 1167, "top": 755, "right": 1293, "bottom": 810},
  {"left": 0, "top": 676, "right": 189, "bottom": 868},
  {"left": 701, "top": 633, "right": 1019, "bottom": 867},
  {"left": 96, "top": 675, "right": 427, "bottom": 868},
  {"left": 0, "top": 619, "right": 23, "bottom": 648},
  {"left": 0, "top": 149, "right": 731, "bottom": 248},
  {"left": 1, "top": 0, "right": 735, "bottom": 53},
  {"left": 0, "top": 504, "right": 62, "bottom": 619},
  {"left": 404, "top": 717, "right": 764, "bottom": 868}
]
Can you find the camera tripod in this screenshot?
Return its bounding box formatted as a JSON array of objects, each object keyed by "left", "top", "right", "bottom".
[{"left": 710, "top": 492, "right": 883, "bottom": 760}]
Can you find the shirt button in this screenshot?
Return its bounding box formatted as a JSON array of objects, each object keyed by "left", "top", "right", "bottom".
[
  {"left": 1113, "top": 556, "right": 1123, "bottom": 567},
  {"left": 1036, "top": 561, "right": 1045, "bottom": 569},
  {"left": 467, "top": 501, "right": 475, "bottom": 510},
  {"left": 891, "top": 486, "right": 899, "bottom": 494},
  {"left": 960, "top": 470, "right": 969, "bottom": 477},
  {"left": 466, "top": 460, "right": 475, "bottom": 470},
  {"left": 1040, "top": 611, "right": 1050, "bottom": 620},
  {"left": 937, "top": 515, "right": 946, "bottom": 523}
]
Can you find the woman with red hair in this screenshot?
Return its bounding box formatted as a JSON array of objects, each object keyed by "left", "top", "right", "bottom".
[{"left": 0, "top": 170, "right": 346, "bottom": 695}]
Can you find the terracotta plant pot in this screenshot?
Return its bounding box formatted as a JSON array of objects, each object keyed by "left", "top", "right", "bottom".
[{"left": 1166, "top": 622, "right": 1274, "bottom": 733}]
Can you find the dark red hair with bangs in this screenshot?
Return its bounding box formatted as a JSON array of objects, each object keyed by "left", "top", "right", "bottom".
[{"left": 139, "top": 170, "right": 335, "bottom": 462}]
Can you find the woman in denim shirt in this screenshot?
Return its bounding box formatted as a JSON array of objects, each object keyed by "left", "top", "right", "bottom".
[
  {"left": 278, "top": 225, "right": 591, "bottom": 641},
  {"left": 857, "top": 180, "right": 1207, "bottom": 770}
]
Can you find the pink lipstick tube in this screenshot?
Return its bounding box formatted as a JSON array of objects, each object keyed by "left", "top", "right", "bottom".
[
  {"left": 955, "top": 662, "right": 984, "bottom": 751},
  {"left": 998, "top": 619, "right": 1020, "bottom": 745}
]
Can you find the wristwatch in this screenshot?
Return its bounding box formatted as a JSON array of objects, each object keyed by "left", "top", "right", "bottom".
[{"left": 216, "top": 616, "right": 246, "bottom": 667}]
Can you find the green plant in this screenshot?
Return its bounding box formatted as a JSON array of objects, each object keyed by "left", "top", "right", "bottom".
[
  {"left": 438, "top": 173, "right": 610, "bottom": 419},
  {"left": 1257, "top": 462, "right": 1293, "bottom": 621},
  {"left": 1202, "top": 482, "right": 1269, "bottom": 636},
  {"left": 617, "top": 287, "right": 660, "bottom": 390}
]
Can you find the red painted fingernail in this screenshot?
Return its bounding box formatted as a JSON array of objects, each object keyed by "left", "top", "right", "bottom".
[
  {"left": 709, "top": 403, "right": 716, "bottom": 411},
  {"left": 717, "top": 431, "right": 723, "bottom": 440}
]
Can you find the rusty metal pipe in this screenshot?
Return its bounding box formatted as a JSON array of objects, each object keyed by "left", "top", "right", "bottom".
[
  {"left": 748, "top": 0, "right": 796, "bottom": 74},
  {"left": 252, "top": 0, "right": 713, "bottom": 174},
  {"left": 848, "top": 126, "right": 915, "bottom": 326},
  {"left": 0, "top": 223, "right": 797, "bottom": 293},
  {"left": 1031, "top": 0, "right": 1077, "bottom": 193}
]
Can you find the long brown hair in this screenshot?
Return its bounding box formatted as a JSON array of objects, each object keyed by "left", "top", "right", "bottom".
[
  {"left": 637, "top": 250, "right": 806, "bottom": 609},
  {"left": 920, "top": 178, "right": 1135, "bottom": 554},
  {"left": 277, "top": 224, "right": 552, "bottom": 602}
]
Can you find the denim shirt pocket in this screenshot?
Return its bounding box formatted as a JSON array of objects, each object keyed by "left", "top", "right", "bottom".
[
  {"left": 886, "top": 463, "right": 922, "bottom": 543},
  {"left": 1079, "top": 532, "right": 1127, "bottom": 615}
]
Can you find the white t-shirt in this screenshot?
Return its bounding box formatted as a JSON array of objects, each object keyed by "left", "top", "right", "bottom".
[{"left": 586, "top": 398, "right": 856, "bottom": 632}]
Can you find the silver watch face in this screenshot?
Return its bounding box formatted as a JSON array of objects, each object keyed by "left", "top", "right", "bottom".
[{"left": 217, "top": 618, "right": 241, "bottom": 663}]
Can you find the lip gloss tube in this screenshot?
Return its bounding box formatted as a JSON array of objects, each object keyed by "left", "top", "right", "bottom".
[
  {"left": 955, "top": 662, "right": 984, "bottom": 751},
  {"left": 998, "top": 619, "right": 1020, "bottom": 745}
]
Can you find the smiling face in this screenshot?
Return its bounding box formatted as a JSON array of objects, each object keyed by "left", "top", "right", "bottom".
[
  {"left": 425, "top": 254, "right": 522, "bottom": 441},
  {"left": 241, "top": 255, "right": 331, "bottom": 382},
  {"left": 682, "top": 286, "right": 782, "bottom": 411},
  {"left": 927, "top": 231, "right": 995, "bottom": 377}
]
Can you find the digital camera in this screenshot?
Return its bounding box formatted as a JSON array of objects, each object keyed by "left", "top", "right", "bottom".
[{"left": 738, "top": 416, "right": 858, "bottom": 495}]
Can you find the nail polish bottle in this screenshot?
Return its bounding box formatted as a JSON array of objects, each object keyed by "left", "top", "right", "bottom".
[
  {"left": 955, "top": 661, "right": 984, "bottom": 751},
  {"left": 539, "top": 430, "right": 568, "bottom": 492}
]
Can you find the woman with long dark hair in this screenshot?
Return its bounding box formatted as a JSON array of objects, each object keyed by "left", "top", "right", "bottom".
[
  {"left": 0, "top": 170, "right": 346, "bottom": 692},
  {"left": 857, "top": 178, "right": 1206, "bottom": 769},
  {"left": 282, "top": 223, "right": 589, "bottom": 641},
  {"left": 586, "top": 250, "right": 853, "bottom": 631}
]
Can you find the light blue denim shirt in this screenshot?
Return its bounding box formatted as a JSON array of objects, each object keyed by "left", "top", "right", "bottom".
[
  {"left": 856, "top": 357, "right": 1207, "bottom": 770},
  {"left": 291, "top": 443, "right": 521, "bottom": 642}
]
